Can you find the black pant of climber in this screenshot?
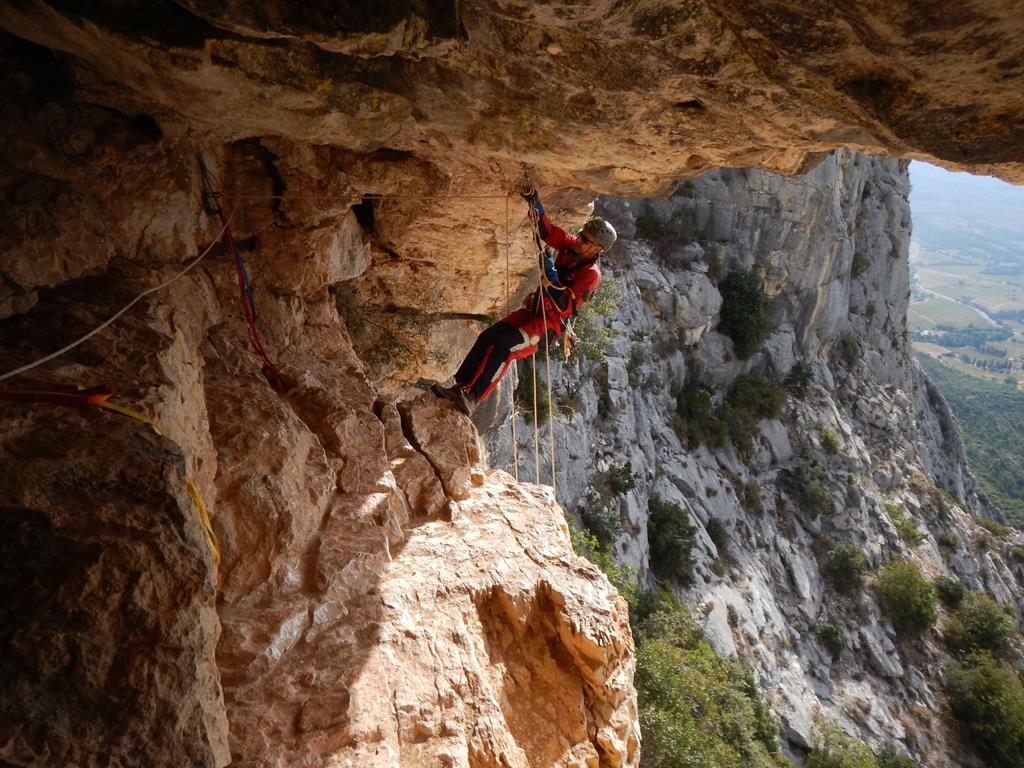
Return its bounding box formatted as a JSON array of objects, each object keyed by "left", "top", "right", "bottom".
[{"left": 454, "top": 319, "right": 527, "bottom": 402}]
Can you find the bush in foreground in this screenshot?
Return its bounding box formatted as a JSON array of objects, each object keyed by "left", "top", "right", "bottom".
[
  {"left": 635, "top": 592, "right": 782, "bottom": 768},
  {"left": 945, "top": 651, "right": 1024, "bottom": 768}
]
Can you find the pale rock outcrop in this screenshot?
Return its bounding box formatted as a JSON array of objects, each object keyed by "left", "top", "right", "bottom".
[{"left": 497, "top": 150, "right": 1024, "bottom": 764}]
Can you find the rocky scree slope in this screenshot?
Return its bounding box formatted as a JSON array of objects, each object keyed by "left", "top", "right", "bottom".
[{"left": 492, "top": 149, "right": 1024, "bottom": 764}]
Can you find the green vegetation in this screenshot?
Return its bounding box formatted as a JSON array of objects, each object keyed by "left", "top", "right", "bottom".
[
  {"left": 909, "top": 297, "right": 986, "bottom": 329},
  {"left": 975, "top": 516, "right": 1011, "bottom": 537},
  {"left": 884, "top": 502, "right": 926, "bottom": 546},
  {"left": 805, "top": 723, "right": 918, "bottom": 768},
  {"left": 633, "top": 591, "right": 783, "bottom": 768},
  {"left": 912, "top": 323, "right": 1012, "bottom": 350},
  {"left": 607, "top": 463, "right": 637, "bottom": 493},
  {"left": 916, "top": 354, "right": 1024, "bottom": 527},
  {"left": 743, "top": 482, "right": 764, "bottom": 516},
  {"left": 573, "top": 520, "right": 789, "bottom": 768},
  {"left": 806, "top": 721, "right": 878, "bottom": 768},
  {"left": 647, "top": 496, "right": 698, "bottom": 584},
  {"left": 718, "top": 269, "right": 774, "bottom": 359},
  {"left": 785, "top": 360, "right": 813, "bottom": 398},
  {"left": 824, "top": 543, "right": 869, "bottom": 594},
  {"left": 876, "top": 744, "right": 916, "bottom": 768},
  {"left": 934, "top": 575, "right": 966, "bottom": 609},
  {"left": 876, "top": 562, "right": 937, "bottom": 634},
  {"left": 944, "top": 592, "right": 1019, "bottom": 659},
  {"left": 706, "top": 518, "right": 729, "bottom": 553},
  {"left": 819, "top": 621, "right": 845, "bottom": 660},
  {"left": 674, "top": 374, "right": 786, "bottom": 456},
  {"left": 580, "top": 464, "right": 636, "bottom": 545},
  {"left": 567, "top": 521, "right": 637, "bottom": 608},
  {"left": 945, "top": 651, "right": 1024, "bottom": 768},
  {"left": 787, "top": 463, "right": 833, "bottom": 518},
  {"left": 851, "top": 251, "right": 869, "bottom": 279},
  {"left": 635, "top": 202, "right": 674, "bottom": 242},
  {"left": 821, "top": 429, "right": 840, "bottom": 455},
  {"left": 572, "top": 277, "right": 622, "bottom": 363}
]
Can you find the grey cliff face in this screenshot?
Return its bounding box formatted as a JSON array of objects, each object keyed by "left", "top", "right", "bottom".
[{"left": 490, "top": 149, "right": 1023, "bottom": 763}]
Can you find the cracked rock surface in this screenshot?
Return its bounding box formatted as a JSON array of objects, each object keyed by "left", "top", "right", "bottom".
[{"left": 1, "top": 3, "right": 1023, "bottom": 766}]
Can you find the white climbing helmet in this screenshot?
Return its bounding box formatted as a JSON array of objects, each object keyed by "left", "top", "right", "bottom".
[{"left": 583, "top": 216, "right": 617, "bottom": 251}]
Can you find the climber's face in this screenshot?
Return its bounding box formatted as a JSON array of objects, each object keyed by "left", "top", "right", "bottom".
[{"left": 577, "top": 230, "right": 603, "bottom": 256}]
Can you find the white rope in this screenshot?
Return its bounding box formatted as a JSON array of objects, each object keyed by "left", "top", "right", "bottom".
[
  {"left": 527, "top": 207, "right": 558, "bottom": 498},
  {"left": 505, "top": 193, "right": 519, "bottom": 482},
  {"left": 0, "top": 210, "right": 234, "bottom": 383},
  {"left": 542, "top": 306, "right": 557, "bottom": 500}
]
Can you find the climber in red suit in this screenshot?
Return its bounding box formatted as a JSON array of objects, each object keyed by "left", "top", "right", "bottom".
[{"left": 434, "top": 189, "right": 617, "bottom": 415}]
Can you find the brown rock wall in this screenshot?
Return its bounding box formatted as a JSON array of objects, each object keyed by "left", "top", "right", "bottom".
[
  {"left": 0, "top": 408, "right": 228, "bottom": 767},
  {"left": 1, "top": 2, "right": 1023, "bottom": 766}
]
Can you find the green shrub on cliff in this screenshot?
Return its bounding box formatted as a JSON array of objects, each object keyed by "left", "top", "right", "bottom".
[
  {"left": 674, "top": 374, "right": 785, "bottom": 456},
  {"left": 944, "top": 592, "right": 1019, "bottom": 659},
  {"left": 806, "top": 721, "right": 877, "bottom": 768},
  {"left": 718, "top": 268, "right": 774, "bottom": 359},
  {"left": 945, "top": 651, "right": 1024, "bottom": 768},
  {"left": 824, "top": 542, "right": 869, "bottom": 594},
  {"left": 571, "top": 276, "right": 621, "bottom": 363},
  {"left": 634, "top": 591, "right": 782, "bottom": 768},
  {"left": 876, "top": 562, "right": 937, "bottom": 634},
  {"left": 647, "top": 496, "right": 697, "bottom": 584},
  {"left": 567, "top": 522, "right": 637, "bottom": 608}
]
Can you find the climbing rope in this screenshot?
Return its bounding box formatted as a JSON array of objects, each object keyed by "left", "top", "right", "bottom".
[
  {"left": 526, "top": 202, "right": 558, "bottom": 500},
  {"left": 199, "top": 161, "right": 286, "bottom": 393},
  {"left": 0, "top": 209, "right": 236, "bottom": 384},
  {"left": 0, "top": 385, "right": 221, "bottom": 564},
  {"left": 505, "top": 193, "right": 519, "bottom": 482}
]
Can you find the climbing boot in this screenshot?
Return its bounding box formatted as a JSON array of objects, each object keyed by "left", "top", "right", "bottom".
[{"left": 430, "top": 383, "right": 474, "bottom": 416}]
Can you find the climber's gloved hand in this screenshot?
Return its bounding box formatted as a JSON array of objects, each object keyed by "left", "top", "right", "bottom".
[{"left": 521, "top": 187, "right": 545, "bottom": 218}]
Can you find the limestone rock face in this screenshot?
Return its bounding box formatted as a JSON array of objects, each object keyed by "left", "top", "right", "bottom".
[
  {"left": 1, "top": 3, "right": 1023, "bottom": 767},
  {"left": 0, "top": 409, "right": 228, "bottom": 767},
  {"left": 495, "top": 150, "right": 1024, "bottom": 765}
]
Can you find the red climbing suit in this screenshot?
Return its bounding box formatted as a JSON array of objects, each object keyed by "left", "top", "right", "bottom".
[{"left": 455, "top": 212, "right": 602, "bottom": 403}]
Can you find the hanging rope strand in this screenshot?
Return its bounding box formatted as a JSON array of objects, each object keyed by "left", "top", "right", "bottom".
[
  {"left": 542, "top": 308, "right": 557, "bottom": 499},
  {"left": 200, "top": 164, "right": 286, "bottom": 393},
  {"left": 527, "top": 206, "right": 558, "bottom": 497},
  {"left": 505, "top": 193, "right": 519, "bottom": 482}
]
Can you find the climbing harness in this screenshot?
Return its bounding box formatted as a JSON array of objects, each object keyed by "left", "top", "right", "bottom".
[
  {"left": 199, "top": 159, "right": 285, "bottom": 393},
  {"left": 0, "top": 385, "right": 221, "bottom": 564}
]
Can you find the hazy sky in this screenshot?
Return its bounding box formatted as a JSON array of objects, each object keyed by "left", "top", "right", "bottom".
[{"left": 909, "top": 162, "right": 1024, "bottom": 260}]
